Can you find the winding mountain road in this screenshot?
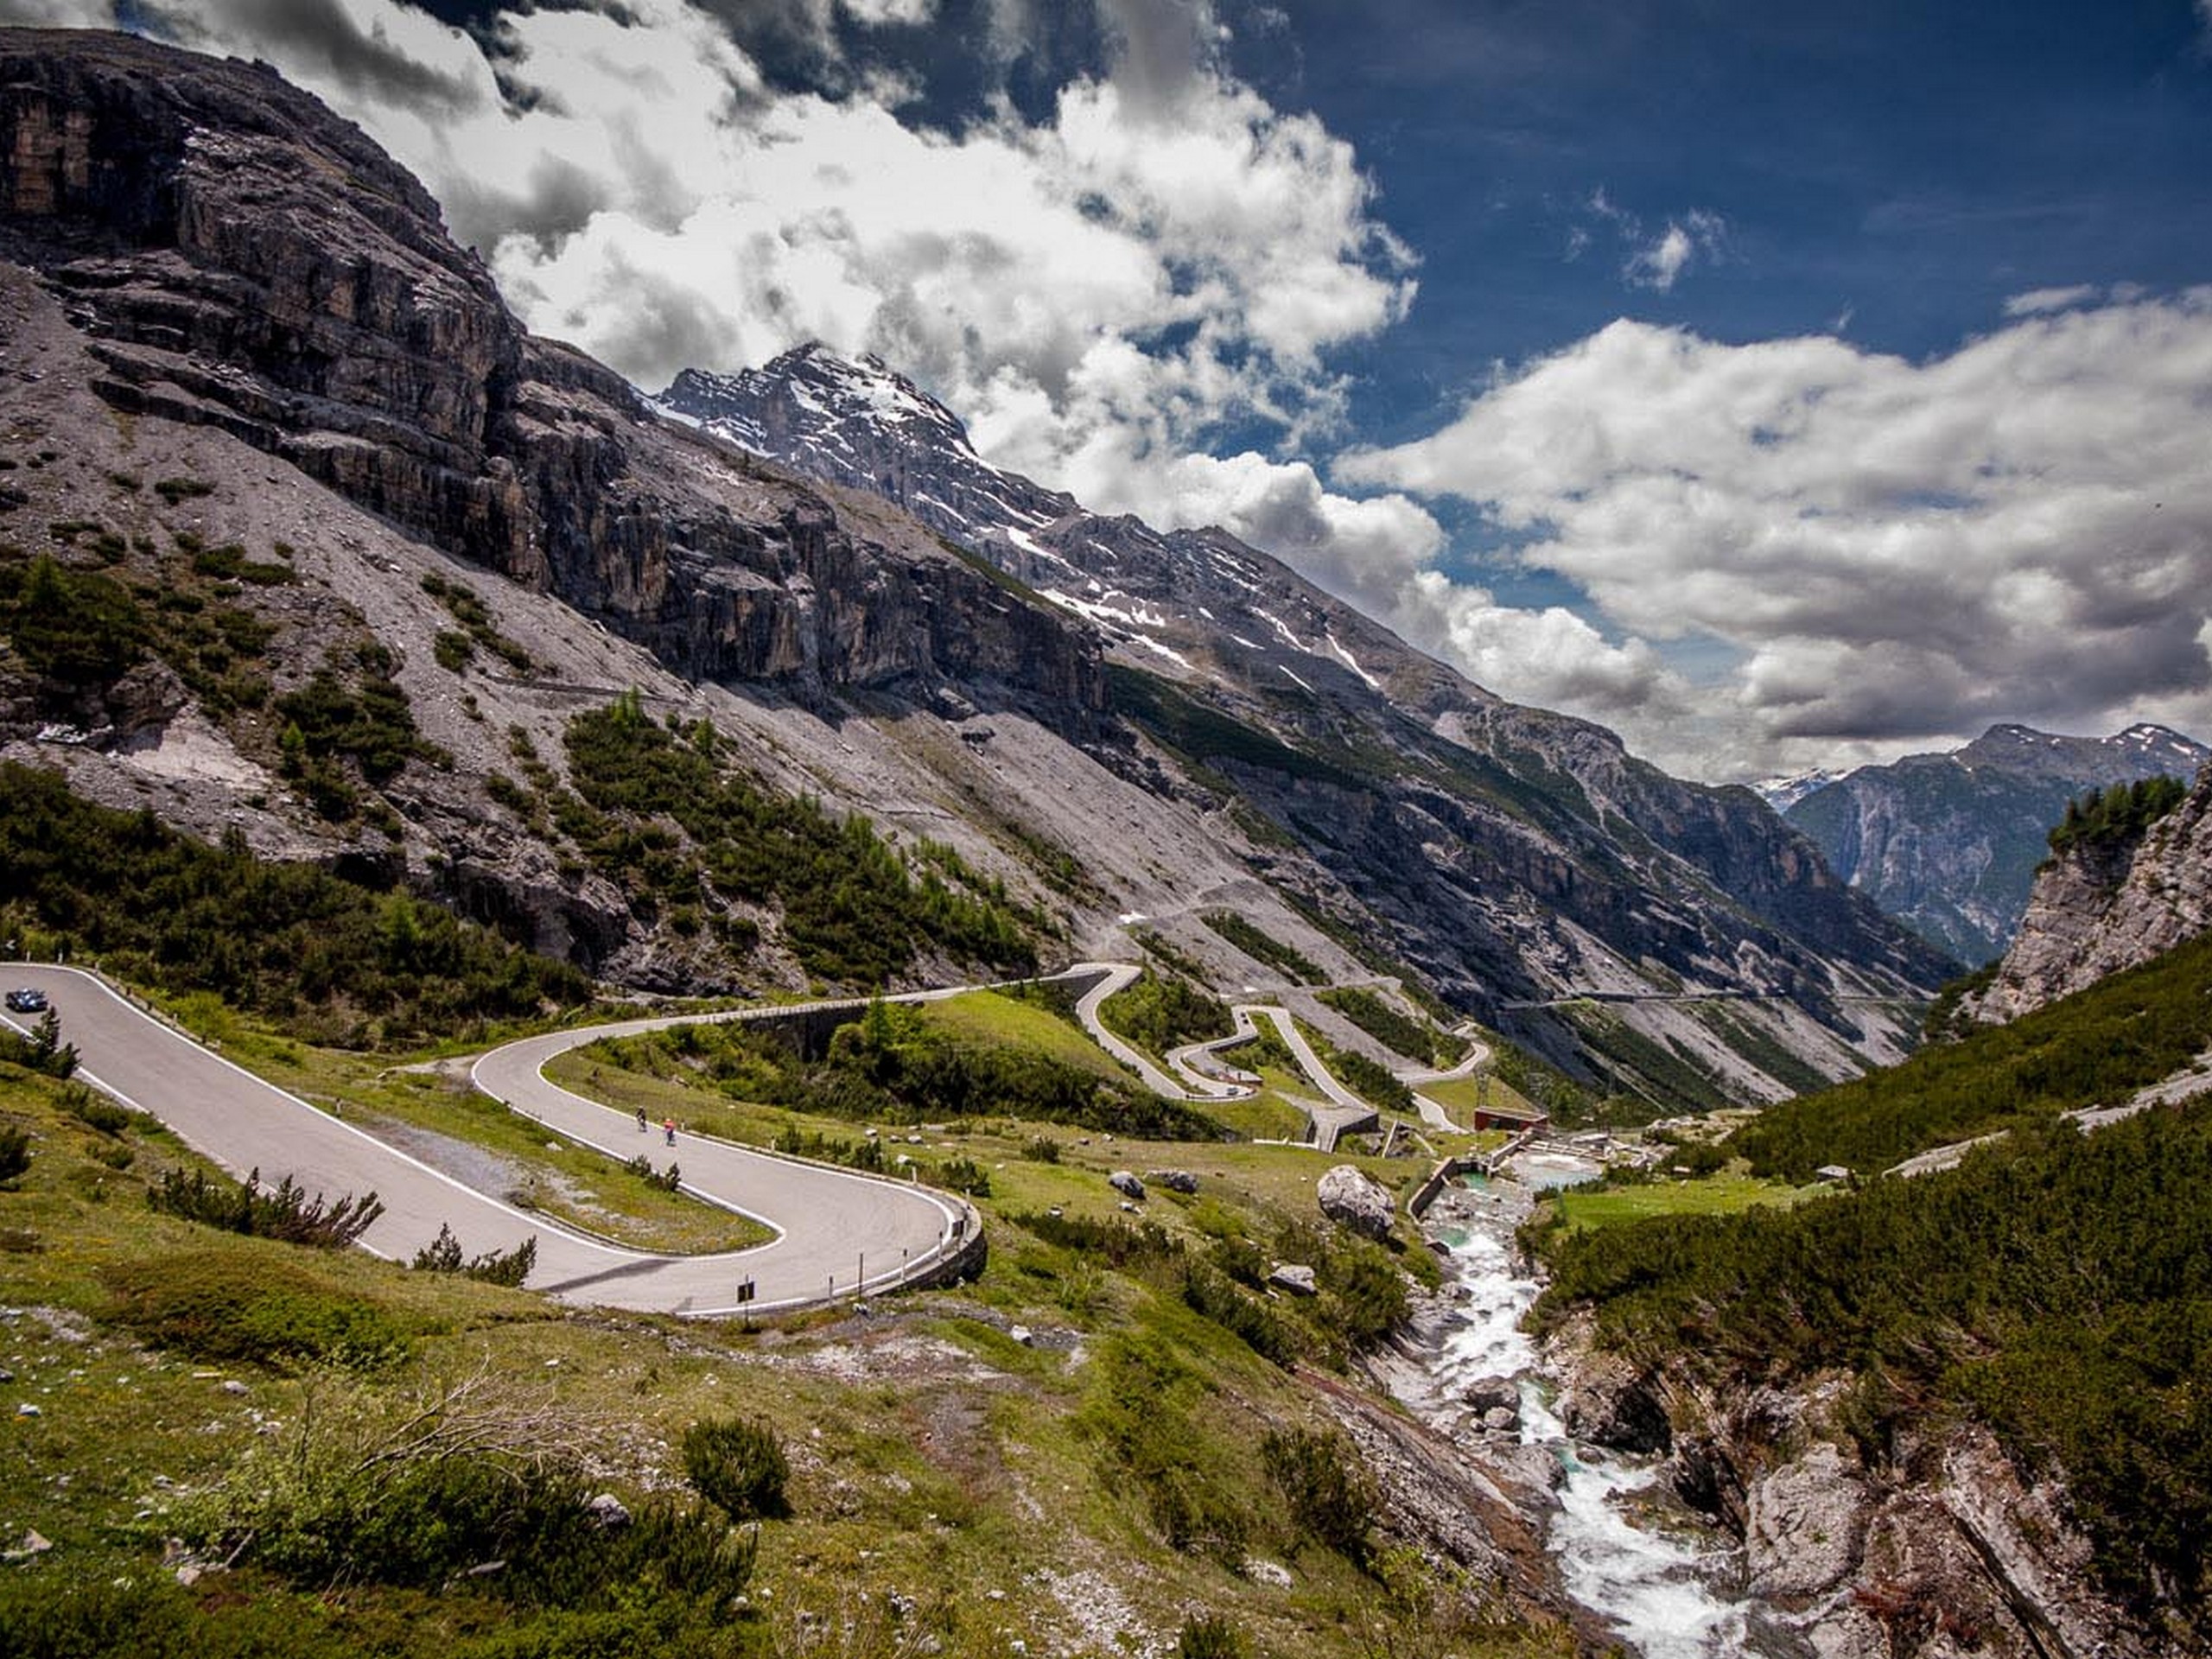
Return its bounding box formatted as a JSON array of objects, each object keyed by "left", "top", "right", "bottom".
[
  {"left": 1395, "top": 1027, "right": 1493, "bottom": 1086},
  {"left": 1232, "top": 1003, "right": 1380, "bottom": 1151},
  {"left": 15, "top": 953, "right": 1489, "bottom": 1312},
  {"left": 1065, "top": 964, "right": 1376, "bottom": 1146},
  {"left": 1391, "top": 1025, "right": 1494, "bottom": 1133},
  {"left": 5, "top": 965, "right": 976, "bottom": 1316}
]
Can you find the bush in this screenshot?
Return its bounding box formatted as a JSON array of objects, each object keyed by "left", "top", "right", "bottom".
[
  {"left": 1010, "top": 1209, "right": 1180, "bottom": 1267},
  {"left": 0, "top": 1122, "right": 28, "bottom": 1184},
  {"left": 0, "top": 1558, "right": 753, "bottom": 1657},
  {"left": 0, "top": 1008, "right": 78, "bottom": 1078},
  {"left": 102, "top": 1251, "right": 415, "bottom": 1369},
  {"left": 1262, "top": 1426, "right": 1377, "bottom": 1566},
  {"left": 1176, "top": 1612, "right": 1251, "bottom": 1659},
  {"left": 149, "top": 1166, "right": 384, "bottom": 1249},
  {"left": 1200, "top": 912, "right": 1319, "bottom": 983},
  {"left": 681, "top": 1415, "right": 790, "bottom": 1522},
  {"left": 1318, "top": 1238, "right": 1412, "bottom": 1353},
  {"left": 0, "top": 554, "right": 147, "bottom": 687},
  {"left": 411, "top": 1222, "right": 538, "bottom": 1287},
  {"left": 168, "top": 1378, "right": 758, "bottom": 1616},
  {"left": 937, "top": 1154, "right": 992, "bottom": 1197},
  {"left": 153, "top": 475, "right": 213, "bottom": 505},
  {"left": 1181, "top": 1262, "right": 1295, "bottom": 1366},
  {"left": 276, "top": 654, "right": 425, "bottom": 816},
  {"left": 60, "top": 1084, "right": 141, "bottom": 1135},
  {"left": 1080, "top": 1332, "right": 1253, "bottom": 1562}
]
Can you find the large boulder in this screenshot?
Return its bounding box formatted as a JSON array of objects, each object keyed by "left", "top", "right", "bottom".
[
  {"left": 1555, "top": 1351, "right": 1672, "bottom": 1456},
  {"left": 1745, "top": 1441, "right": 1866, "bottom": 1603},
  {"left": 1147, "top": 1168, "right": 1198, "bottom": 1194},
  {"left": 1316, "top": 1165, "right": 1395, "bottom": 1240},
  {"left": 1462, "top": 1377, "right": 1521, "bottom": 1417},
  {"left": 1107, "top": 1170, "right": 1146, "bottom": 1200}
]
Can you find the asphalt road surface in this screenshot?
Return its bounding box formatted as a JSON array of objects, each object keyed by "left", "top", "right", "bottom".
[
  {"left": 3, "top": 966, "right": 972, "bottom": 1316},
  {"left": 10, "top": 956, "right": 1482, "bottom": 1308}
]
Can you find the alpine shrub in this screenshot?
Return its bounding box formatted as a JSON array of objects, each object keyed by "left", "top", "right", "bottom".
[{"left": 681, "top": 1414, "right": 790, "bottom": 1522}]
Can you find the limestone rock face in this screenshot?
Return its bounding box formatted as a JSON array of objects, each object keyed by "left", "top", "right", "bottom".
[
  {"left": 1964, "top": 766, "right": 2212, "bottom": 1023},
  {"left": 1745, "top": 1440, "right": 1869, "bottom": 1603},
  {"left": 1934, "top": 1427, "right": 2147, "bottom": 1659},
  {"left": 1316, "top": 1165, "right": 1395, "bottom": 1240},
  {"left": 0, "top": 29, "right": 1104, "bottom": 727}
]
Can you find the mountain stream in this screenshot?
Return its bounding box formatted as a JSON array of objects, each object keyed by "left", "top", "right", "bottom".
[{"left": 1407, "top": 1173, "right": 1792, "bottom": 1658}]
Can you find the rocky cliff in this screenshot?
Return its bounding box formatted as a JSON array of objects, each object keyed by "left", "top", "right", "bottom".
[
  {"left": 0, "top": 30, "right": 1102, "bottom": 721},
  {"left": 1962, "top": 764, "right": 2212, "bottom": 1023},
  {"left": 1546, "top": 1313, "right": 2168, "bottom": 1659},
  {"left": 0, "top": 27, "right": 1137, "bottom": 992},
  {"left": 1779, "top": 722, "right": 2209, "bottom": 965}
]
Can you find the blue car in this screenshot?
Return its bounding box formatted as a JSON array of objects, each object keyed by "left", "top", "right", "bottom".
[{"left": 5, "top": 988, "right": 48, "bottom": 1014}]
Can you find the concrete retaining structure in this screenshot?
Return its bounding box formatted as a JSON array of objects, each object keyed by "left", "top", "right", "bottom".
[{"left": 1408, "top": 1153, "right": 1485, "bottom": 1217}]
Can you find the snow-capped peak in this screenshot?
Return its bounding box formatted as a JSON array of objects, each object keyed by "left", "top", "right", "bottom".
[{"left": 1750, "top": 768, "right": 1847, "bottom": 814}]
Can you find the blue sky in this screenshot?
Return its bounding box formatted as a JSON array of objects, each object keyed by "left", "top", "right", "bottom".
[
  {"left": 1273, "top": 2, "right": 2212, "bottom": 417},
  {"left": 10, "top": 0, "right": 2212, "bottom": 779}
]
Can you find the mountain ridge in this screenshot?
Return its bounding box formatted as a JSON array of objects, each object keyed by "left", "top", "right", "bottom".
[
  {"left": 0, "top": 27, "right": 1948, "bottom": 1109},
  {"left": 662, "top": 341, "right": 1955, "bottom": 1105},
  {"left": 1780, "top": 721, "right": 2209, "bottom": 964}
]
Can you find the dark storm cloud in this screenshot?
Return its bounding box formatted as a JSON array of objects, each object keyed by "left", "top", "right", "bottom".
[{"left": 143, "top": 0, "right": 487, "bottom": 115}]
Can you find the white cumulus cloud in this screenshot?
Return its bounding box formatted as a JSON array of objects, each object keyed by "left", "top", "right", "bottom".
[{"left": 1341, "top": 292, "right": 2212, "bottom": 776}]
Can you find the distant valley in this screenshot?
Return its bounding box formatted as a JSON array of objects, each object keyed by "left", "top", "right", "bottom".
[{"left": 1768, "top": 721, "right": 2208, "bottom": 964}]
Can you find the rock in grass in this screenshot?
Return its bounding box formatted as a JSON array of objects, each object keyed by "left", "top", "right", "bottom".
[
  {"left": 1268, "top": 1262, "right": 1318, "bottom": 1296},
  {"left": 1317, "top": 1164, "right": 1395, "bottom": 1239},
  {"left": 1108, "top": 1169, "right": 1146, "bottom": 1200}
]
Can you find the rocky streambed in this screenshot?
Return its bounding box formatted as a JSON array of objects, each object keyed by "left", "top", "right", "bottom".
[
  {"left": 1381, "top": 1172, "right": 2169, "bottom": 1659},
  {"left": 1380, "top": 1173, "right": 1783, "bottom": 1658}
]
